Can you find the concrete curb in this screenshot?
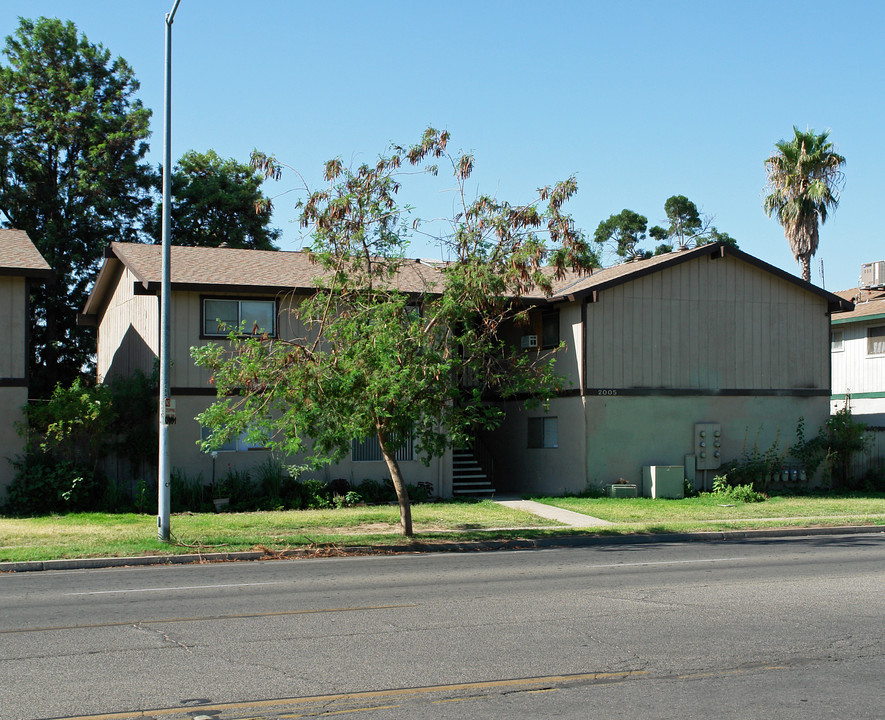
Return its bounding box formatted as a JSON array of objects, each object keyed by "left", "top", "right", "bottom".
[{"left": 2, "top": 524, "right": 882, "bottom": 573}]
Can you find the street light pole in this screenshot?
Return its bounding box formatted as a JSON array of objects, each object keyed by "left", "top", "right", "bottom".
[{"left": 158, "top": 0, "right": 181, "bottom": 542}]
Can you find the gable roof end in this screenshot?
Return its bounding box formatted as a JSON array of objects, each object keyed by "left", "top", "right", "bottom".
[
  {"left": 0, "top": 229, "right": 53, "bottom": 279},
  {"left": 544, "top": 242, "right": 853, "bottom": 314}
]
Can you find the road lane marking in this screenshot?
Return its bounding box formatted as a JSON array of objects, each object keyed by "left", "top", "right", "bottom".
[
  {"left": 588, "top": 557, "right": 747, "bottom": 569},
  {"left": 280, "top": 704, "right": 403, "bottom": 717},
  {"left": 65, "top": 581, "right": 287, "bottom": 595},
  {"left": 0, "top": 604, "right": 417, "bottom": 635},
  {"left": 46, "top": 671, "right": 647, "bottom": 719}
]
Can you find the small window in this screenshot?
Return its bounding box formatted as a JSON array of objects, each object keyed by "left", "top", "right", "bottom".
[
  {"left": 352, "top": 433, "right": 415, "bottom": 461},
  {"left": 201, "top": 426, "right": 267, "bottom": 452},
  {"left": 203, "top": 298, "right": 276, "bottom": 337},
  {"left": 867, "top": 326, "right": 885, "bottom": 355},
  {"left": 541, "top": 311, "right": 560, "bottom": 349},
  {"left": 528, "top": 417, "right": 558, "bottom": 448},
  {"left": 831, "top": 330, "right": 844, "bottom": 352}
]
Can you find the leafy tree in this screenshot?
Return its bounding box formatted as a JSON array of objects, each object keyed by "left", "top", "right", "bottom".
[
  {"left": 598, "top": 196, "right": 737, "bottom": 263},
  {"left": 763, "top": 126, "right": 845, "bottom": 282},
  {"left": 193, "top": 128, "right": 597, "bottom": 536},
  {"left": 0, "top": 17, "right": 155, "bottom": 396},
  {"left": 146, "top": 149, "right": 280, "bottom": 250},
  {"left": 661, "top": 194, "right": 703, "bottom": 248},
  {"left": 593, "top": 209, "right": 649, "bottom": 259}
]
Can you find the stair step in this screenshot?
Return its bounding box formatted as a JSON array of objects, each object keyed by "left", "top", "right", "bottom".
[{"left": 452, "top": 447, "right": 495, "bottom": 496}]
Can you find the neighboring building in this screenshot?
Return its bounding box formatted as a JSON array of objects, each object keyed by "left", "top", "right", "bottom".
[
  {"left": 80, "top": 241, "right": 849, "bottom": 497},
  {"left": 0, "top": 229, "right": 53, "bottom": 500},
  {"left": 830, "top": 284, "right": 885, "bottom": 425}
]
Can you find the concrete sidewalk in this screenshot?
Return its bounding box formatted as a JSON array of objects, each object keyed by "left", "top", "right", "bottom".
[{"left": 495, "top": 499, "right": 613, "bottom": 527}]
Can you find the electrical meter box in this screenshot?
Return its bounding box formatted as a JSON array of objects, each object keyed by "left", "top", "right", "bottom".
[{"left": 694, "top": 423, "right": 721, "bottom": 470}]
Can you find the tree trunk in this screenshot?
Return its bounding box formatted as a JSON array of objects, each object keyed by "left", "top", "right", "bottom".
[
  {"left": 799, "top": 254, "right": 812, "bottom": 283},
  {"left": 376, "top": 427, "right": 413, "bottom": 537}
]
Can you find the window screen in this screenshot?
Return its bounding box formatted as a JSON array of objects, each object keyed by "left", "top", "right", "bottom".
[
  {"left": 352, "top": 434, "right": 415, "bottom": 461},
  {"left": 831, "top": 330, "right": 843, "bottom": 352},
  {"left": 867, "top": 326, "right": 885, "bottom": 355}
]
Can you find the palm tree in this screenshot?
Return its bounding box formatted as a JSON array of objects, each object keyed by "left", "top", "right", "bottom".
[{"left": 763, "top": 127, "right": 845, "bottom": 282}]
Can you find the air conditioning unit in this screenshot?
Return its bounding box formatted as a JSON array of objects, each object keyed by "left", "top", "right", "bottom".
[
  {"left": 521, "top": 334, "right": 538, "bottom": 349},
  {"left": 861, "top": 261, "right": 885, "bottom": 288}
]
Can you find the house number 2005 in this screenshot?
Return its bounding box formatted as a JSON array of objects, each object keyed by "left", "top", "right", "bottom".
[{"left": 597, "top": 389, "right": 617, "bottom": 396}]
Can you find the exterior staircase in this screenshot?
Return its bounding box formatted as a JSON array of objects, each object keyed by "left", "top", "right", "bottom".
[{"left": 452, "top": 446, "right": 495, "bottom": 497}]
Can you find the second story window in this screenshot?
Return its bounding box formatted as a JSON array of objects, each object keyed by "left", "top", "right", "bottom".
[
  {"left": 867, "top": 325, "right": 885, "bottom": 356},
  {"left": 541, "top": 311, "right": 560, "bottom": 349},
  {"left": 203, "top": 298, "right": 277, "bottom": 338}
]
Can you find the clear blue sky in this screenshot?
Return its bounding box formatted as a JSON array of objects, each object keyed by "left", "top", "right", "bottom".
[{"left": 4, "top": 0, "right": 882, "bottom": 291}]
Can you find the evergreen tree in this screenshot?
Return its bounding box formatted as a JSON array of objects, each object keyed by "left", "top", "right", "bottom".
[{"left": 0, "top": 17, "right": 154, "bottom": 395}]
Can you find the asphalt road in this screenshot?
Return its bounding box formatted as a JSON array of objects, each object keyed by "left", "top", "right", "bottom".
[{"left": 1, "top": 533, "right": 883, "bottom": 720}]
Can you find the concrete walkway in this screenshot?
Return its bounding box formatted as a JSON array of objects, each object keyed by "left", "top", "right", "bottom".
[{"left": 495, "top": 499, "right": 613, "bottom": 527}]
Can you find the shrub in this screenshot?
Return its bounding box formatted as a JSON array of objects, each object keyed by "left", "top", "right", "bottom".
[
  {"left": 328, "top": 477, "right": 350, "bottom": 496},
  {"left": 254, "top": 456, "right": 287, "bottom": 498},
  {"left": 302, "top": 478, "right": 332, "bottom": 508},
  {"left": 215, "top": 466, "right": 256, "bottom": 510},
  {"left": 721, "top": 428, "right": 784, "bottom": 491},
  {"left": 407, "top": 481, "right": 434, "bottom": 504},
  {"left": 710, "top": 474, "right": 766, "bottom": 503},
  {"left": 354, "top": 478, "right": 397, "bottom": 504},
  {"left": 170, "top": 469, "right": 206, "bottom": 513},
  {"left": 824, "top": 404, "right": 868, "bottom": 489},
  {"left": 333, "top": 491, "right": 363, "bottom": 508},
  {"left": 3, "top": 454, "right": 105, "bottom": 515}
]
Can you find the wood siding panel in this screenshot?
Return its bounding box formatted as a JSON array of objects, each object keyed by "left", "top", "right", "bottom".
[
  {"left": 97, "top": 267, "right": 157, "bottom": 382},
  {"left": 0, "top": 276, "right": 25, "bottom": 378},
  {"left": 584, "top": 254, "right": 830, "bottom": 391}
]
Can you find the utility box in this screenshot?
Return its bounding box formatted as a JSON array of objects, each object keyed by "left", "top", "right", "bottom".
[
  {"left": 861, "top": 261, "right": 885, "bottom": 288},
  {"left": 607, "top": 483, "right": 638, "bottom": 498},
  {"left": 642, "top": 466, "right": 685, "bottom": 499}
]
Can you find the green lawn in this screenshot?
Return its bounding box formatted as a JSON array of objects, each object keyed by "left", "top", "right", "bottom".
[
  {"left": 0, "top": 501, "right": 560, "bottom": 562},
  {"left": 1, "top": 494, "right": 883, "bottom": 564},
  {"left": 533, "top": 493, "right": 885, "bottom": 533}
]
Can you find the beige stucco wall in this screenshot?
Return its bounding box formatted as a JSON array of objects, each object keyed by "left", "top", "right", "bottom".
[
  {"left": 582, "top": 394, "right": 828, "bottom": 490},
  {"left": 166, "top": 394, "right": 445, "bottom": 494},
  {"left": 0, "top": 387, "right": 27, "bottom": 501},
  {"left": 486, "top": 393, "right": 829, "bottom": 495},
  {"left": 483, "top": 396, "right": 587, "bottom": 495}
]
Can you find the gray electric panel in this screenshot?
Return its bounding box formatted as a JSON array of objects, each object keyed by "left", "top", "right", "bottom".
[{"left": 694, "top": 423, "right": 722, "bottom": 470}]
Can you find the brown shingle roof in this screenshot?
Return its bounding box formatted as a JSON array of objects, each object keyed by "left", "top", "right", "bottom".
[
  {"left": 107, "top": 242, "right": 444, "bottom": 294},
  {"left": 0, "top": 229, "right": 52, "bottom": 277},
  {"left": 83, "top": 240, "right": 853, "bottom": 318},
  {"left": 831, "top": 288, "right": 885, "bottom": 322}
]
